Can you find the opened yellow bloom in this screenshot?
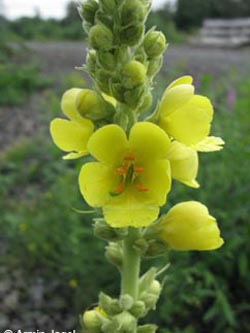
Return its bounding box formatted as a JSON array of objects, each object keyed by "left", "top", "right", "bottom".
[
  {"left": 158, "top": 76, "right": 224, "bottom": 151},
  {"left": 79, "top": 122, "right": 171, "bottom": 228},
  {"left": 167, "top": 141, "right": 199, "bottom": 188},
  {"left": 50, "top": 88, "right": 94, "bottom": 160},
  {"left": 158, "top": 201, "right": 224, "bottom": 251}
]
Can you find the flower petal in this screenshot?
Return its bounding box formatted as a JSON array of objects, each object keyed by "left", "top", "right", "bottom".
[
  {"left": 160, "top": 95, "right": 213, "bottom": 145},
  {"left": 61, "top": 88, "right": 82, "bottom": 120},
  {"left": 129, "top": 122, "right": 170, "bottom": 163},
  {"left": 103, "top": 188, "right": 159, "bottom": 228},
  {"left": 193, "top": 136, "right": 225, "bottom": 152},
  {"left": 87, "top": 125, "right": 128, "bottom": 165},
  {"left": 167, "top": 75, "right": 193, "bottom": 90},
  {"left": 140, "top": 160, "right": 171, "bottom": 205},
  {"left": 79, "top": 162, "right": 117, "bottom": 206},
  {"left": 167, "top": 141, "right": 199, "bottom": 188},
  {"left": 50, "top": 118, "right": 93, "bottom": 155},
  {"left": 159, "top": 84, "right": 194, "bottom": 117}
]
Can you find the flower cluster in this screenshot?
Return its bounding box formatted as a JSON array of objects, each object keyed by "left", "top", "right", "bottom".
[{"left": 50, "top": 1, "right": 225, "bottom": 331}]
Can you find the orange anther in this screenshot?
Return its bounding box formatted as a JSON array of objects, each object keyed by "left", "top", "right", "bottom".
[
  {"left": 112, "top": 182, "right": 125, "bottom": 194},
  {"left": 134, "top": 166, "right": 144, "bottom": 174},
  {"left": 115, "top": 167, "right": 128, "bottom": 175},
  {"left": 135, "top": 183, "right": 148, "bottom": 192},
  {"left": 124, "top": 156, "right": 135, "bottom": 162}
]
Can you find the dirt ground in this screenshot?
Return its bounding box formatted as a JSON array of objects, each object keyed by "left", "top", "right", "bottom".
[{"left": 1, "top": 41, "right": 250, "bottom": 152}]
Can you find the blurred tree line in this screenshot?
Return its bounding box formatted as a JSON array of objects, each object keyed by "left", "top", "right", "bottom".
[
  {"left": 1, "top": 0, "right": 250, "bottom": 41},
  {"left": 175, "top": 0, "right": 250, "bottom": 30}
]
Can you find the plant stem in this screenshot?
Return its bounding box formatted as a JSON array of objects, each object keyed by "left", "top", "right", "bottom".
[{"left": 121, "top": 227, "right": 141, "bottom": 299}]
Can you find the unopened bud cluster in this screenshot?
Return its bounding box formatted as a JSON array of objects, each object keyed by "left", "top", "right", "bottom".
[
  {"left": 83, "top": 270, "right": 161, "bottom": 333},
  {"left": 78, "top": 0, "right": 167, "bottom": 126}
]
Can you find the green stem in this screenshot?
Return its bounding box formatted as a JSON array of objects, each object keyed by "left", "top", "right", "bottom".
[{"left": 121, "top": 227, "right": 141, "bottom": 299}]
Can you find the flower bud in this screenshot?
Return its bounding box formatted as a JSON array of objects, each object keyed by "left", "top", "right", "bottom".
[
  {"left": 86, "top": 49, "right": 97, "bottom": 76},
  {"left": 95, "top": 68, "right": 112, "bottom": 94},
  {"left": 144, "top": 30, "right": 166, "bottom": 58},
  {"left": 79, "top": 0, "right": 99, "bottom": 25},
  {"left": 99, "top": 0, "right": 116, "bottom": 13},
  {"left": 139, "top": 291, "right": 159, "bottom": 310},
  {"left": 148, "top": 280, "right": 161, "bottom": 296},
  {"left": 105, "top": 242, "right": 123, "bottom": 268},
  {"left": 89, "top": 24, "right": 113, "bottom": 51},
  {"left": 120, "top": 24, "right": 144, "bottom": 46},
  {"left": 167, "top": 141, "right": 199, "bottom": 188},
  {"left": 83, "top": 308, "right": 104, "bottom": 332},
  {"left": 137, "top": 92, "right": 152, "bottom": 114},
  {"left": 119, "top": 294, "right": 134, "bottom": 310},
  {"left": 124, "top": 86, "right": 145, "bottom": 109},
  {"left": 137, "top": 324, "right": 158, "bottom": 333},
  {"left": 130, "top": 300, "right": 146, "bottom": 318},
  {"left": 123, "top": 60, "right": 147, "bottom": 88},
  {"left": 76, "top": 89, "right": 114, "bottom": 121},
  {"left": 114, "top": 311, "right": 137, "bottom": 332},
  {"left": 99, "top": 292, "right": 121, "bottom": 316},
  {"left": 158, "top": 201, "right": 224, "bottom": 251},
  {"left": 121, "top": 0, "right": 146, "bottom": 27},
  {"left": 97, "top": 51, "right": 116, "bottom": 71},
  {"left": 94, "top": 219, "right": 126, "bottom": 241},
  {"left": 147, "top": 56, "right": 163, "bottom": 78}
]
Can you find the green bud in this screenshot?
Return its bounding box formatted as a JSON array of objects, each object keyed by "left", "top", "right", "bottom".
[
  {"left": 94, "top": 219, "right": 128, "bottom": 241},
  {"left": 97, "top": 51, "right": 116, "bottom": 71},
  {"left": 134, "top": 47, "right": 147, "bottom": 64},
  {"left": 149, "top": 280, "right": 161, "bottom": 296},
  {"left": 96, "top": 68, "right": 112, "bottom": 94},
  {"left": 105, "top": 242, "right": 123, "bottom": 269},
  {"left": 95, "top": 9, "right": 113, "bottom": 30},
  {"left": 147, "top": 55, "right": 163, "bottom": 78},
  {"left": 137, "top": 92, "right": 152, "bottom": 114},
  {"left": 121, "top": 0, "right": 146, "bottom": 27},
  {"left": 130, "top": 300, "right": 146, "bottom": 318},
  {"left": 139, "top": 267, "right": 157, "bottom": 294},
  {"left": 144, "top": 238, "right": 168, "bottom": 257},
  {"left": 119, "top": 294, "right": 134, "bottom": 310},
  {"left": 102, "top": 320, "right": 120, "bottom": 333},
  {"left": 113, "top": 109, "right": 129, "bottom": 130},
  {"left": 123, "top": 61, "right": 147, "bottom": 89},
  {"left": 100, "top": 0, "right": 116, "bottom": 13},
  {"left": 124, "top": 86, "right": 145, "bottom": 109},
  {"left": 139, "top": 291, "right": 159, "bottom": 310},
  {"left": 114, "top": 311, "right": 137, "bottom": 332},
  {"left": 137, "top": 324, "right": 158, "bottom": 333},
  {"left": 144, "top": 30, "right": 166, "bottom": 58},
  {"left": 89, "top": 24, "right": 113, "bottom": 51},
  {"left": 83, "top": 309, "right": 103, "bottom": 332},
  {"left": 111, "top": 82, "right": 125, "bottom": 102},
  {"left": 76, "top": 89, "right": 114, "bottom": 121},
  {"left": 120, "top": 24, "right": 144, "bottom": 46},
  {"left": 86, "top": 49, "right": 97, "bottom": 76},
  {"left": 79, "top": 0, "right": 99, "bottom": 25},
  {"left": 99, "top": 292, "right": 121, "bottom": 316}
]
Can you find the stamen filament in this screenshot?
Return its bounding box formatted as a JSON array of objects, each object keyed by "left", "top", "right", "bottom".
[{"left": 135, "top": 182, "right": 148, "bottom": 192}]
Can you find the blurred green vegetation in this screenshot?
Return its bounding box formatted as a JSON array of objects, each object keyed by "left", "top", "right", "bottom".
[
  {"left": 1, "top": 68, "right": 250, "bottom": 332},
  {"left": 175, "top": 0, "right": 250, "bottom": 30},
  {"left": 0, "top": 24, "right": 52, "bottom": 106},
  {"left": 0, "top": 2, "right": 185, "bottom": 43}
]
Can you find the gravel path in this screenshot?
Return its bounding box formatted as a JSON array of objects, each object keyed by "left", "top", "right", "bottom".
[
  {"left": 1, "top": 41, "right": 250, "bottom": 152},
  {"left": 28, "top": 41, "right": 250, "bottom": 77}
]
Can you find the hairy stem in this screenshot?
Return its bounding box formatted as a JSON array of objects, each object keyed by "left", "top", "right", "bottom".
[{"left": 121, "top": 227, "right": 141, "bottom": 299}]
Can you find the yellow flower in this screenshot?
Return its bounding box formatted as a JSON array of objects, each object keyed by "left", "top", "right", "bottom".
[
  {"left": 158, "top": 76, "right": 224, "bottom": 151},
  {"left": 158, "top": 201, "right": 224, "bottom": 251},
  {"left": 167, "top": 141, "right": 199, "bottom": 188},
  {"left": 79, "top": 122, "right": 171, "bottom": 228},
  {"left": 50, "top": 88, "right": 94, "bottom": 160}
]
